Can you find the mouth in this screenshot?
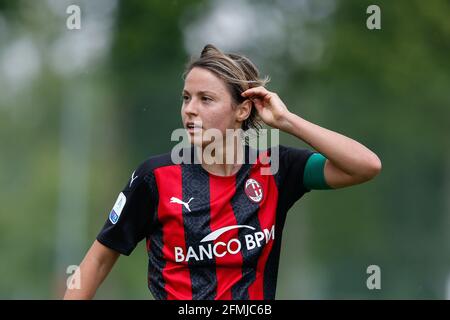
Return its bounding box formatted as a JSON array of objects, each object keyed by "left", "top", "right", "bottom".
[{"left": 185, "top": 121, "right": 203, "bottom": 133}]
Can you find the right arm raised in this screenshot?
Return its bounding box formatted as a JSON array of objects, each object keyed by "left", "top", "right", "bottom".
[{"left": 64, "top": 240, "right": 120, "bottom": 300}]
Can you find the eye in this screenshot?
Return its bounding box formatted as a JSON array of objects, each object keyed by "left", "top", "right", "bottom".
[
  {"left": 202, "top": 96, "right": 212, "bottom": 103},
  {"left": 182, "top": 95, "right": 190, "bottom": 102}
]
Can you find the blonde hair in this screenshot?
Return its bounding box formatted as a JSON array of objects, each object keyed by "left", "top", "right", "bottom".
[{"left": 183, "top": 44, "right": 270, "bottom": 131}]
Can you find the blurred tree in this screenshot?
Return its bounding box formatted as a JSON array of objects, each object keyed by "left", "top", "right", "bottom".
[{"left": 110, "top": 0, "right": 204, "bottom": 158}]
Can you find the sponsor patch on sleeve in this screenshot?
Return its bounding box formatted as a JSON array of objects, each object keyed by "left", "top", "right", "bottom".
[{"left": 109, "top": 192, "right": 126, "bottom": 224}]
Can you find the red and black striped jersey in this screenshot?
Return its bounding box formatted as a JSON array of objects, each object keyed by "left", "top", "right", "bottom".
[{"left": 97, "top": 145, "right": 314, "bottom": 300}]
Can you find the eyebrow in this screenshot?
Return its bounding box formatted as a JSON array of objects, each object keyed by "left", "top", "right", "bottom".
[{"left": 182, "top": 89, "right": 217, "bottom": 97}]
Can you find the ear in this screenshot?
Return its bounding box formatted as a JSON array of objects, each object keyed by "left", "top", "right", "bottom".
[{"left": 235, "top": 99, "right": 252, "bottom": 123}]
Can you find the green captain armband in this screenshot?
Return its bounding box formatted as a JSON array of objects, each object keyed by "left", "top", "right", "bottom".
[{"left": 303, "top": 153, "right": 332, "bottom": 190}]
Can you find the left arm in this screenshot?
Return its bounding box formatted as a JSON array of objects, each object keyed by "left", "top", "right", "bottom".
[{"left": 241, "top": 87, "right": 382, "bottom": 188}]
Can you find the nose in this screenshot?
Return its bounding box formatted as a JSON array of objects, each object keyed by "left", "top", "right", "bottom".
[{"left": 183, "top": 98, "right": 198, "bottom": 117}]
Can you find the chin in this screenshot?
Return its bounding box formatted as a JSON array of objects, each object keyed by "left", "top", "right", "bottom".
[{"left": 186, "top": 131, "right": 205, "bottom": 147}]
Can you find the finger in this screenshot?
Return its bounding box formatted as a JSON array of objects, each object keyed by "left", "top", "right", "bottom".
[
  {"left": 251, "top": 98, "right": 264, "bottom": 112},
  {"left": 241, "top": 86, "right": 269, "bottom": 97},
  {"left": 241, "top": 86, "right": 270, "bottom": 99},
  {"left": 244, "top": 90, "right": 273, "bottom": 106}
]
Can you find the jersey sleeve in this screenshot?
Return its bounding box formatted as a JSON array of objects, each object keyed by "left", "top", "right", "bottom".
[
  {"left": 275, "top": 145, "right": 315, "bottom": 209},
  {"left": 96, "top": 161, "right": 157, "bottom": 256}
]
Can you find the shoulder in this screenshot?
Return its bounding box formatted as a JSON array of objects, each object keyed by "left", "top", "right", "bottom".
[
  {"left": 245, "top": 144, "right": 314, "bottom": 167},
  {"left": 126, "top": 151, "right": 175, "bottom": 190},
  {"left": 137, "top": 151, "right": 175, "bottom": 174},
  {"left": 136, "top": 152, "right": 175, "bottom": 174},
  {"left": 269, "top": 144, "right": 314, "bottom": 159}
]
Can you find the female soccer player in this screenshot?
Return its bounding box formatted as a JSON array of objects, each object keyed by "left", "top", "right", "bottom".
[{"left": 64, "top": 44, "right": 381, "bottom": 300}]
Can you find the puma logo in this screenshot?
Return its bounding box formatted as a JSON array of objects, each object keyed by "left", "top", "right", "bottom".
[
  {"left": 170, "top": 196, "right": 194, "bottom": 212},
  {"left": 129, "top": 170, "right": 138, "bottom": 187}
]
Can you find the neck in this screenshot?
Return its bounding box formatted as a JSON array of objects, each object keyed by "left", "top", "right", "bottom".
[{"left": 194, "top": 138, "right": 245, "bottom": 176}]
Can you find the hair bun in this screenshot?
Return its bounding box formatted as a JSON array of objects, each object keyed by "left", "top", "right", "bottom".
[{"left": 200, "top": 44, "right": 220, "bottom": 57}]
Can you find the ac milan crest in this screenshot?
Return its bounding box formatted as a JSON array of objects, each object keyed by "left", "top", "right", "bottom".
[{"left": 245, "top": 178, "right": 263, "bottom": 203}]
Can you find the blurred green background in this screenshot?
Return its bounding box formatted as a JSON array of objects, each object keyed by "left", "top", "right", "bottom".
[{"left": 0, "top": 0, "right": 449, "bottom": 299}]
